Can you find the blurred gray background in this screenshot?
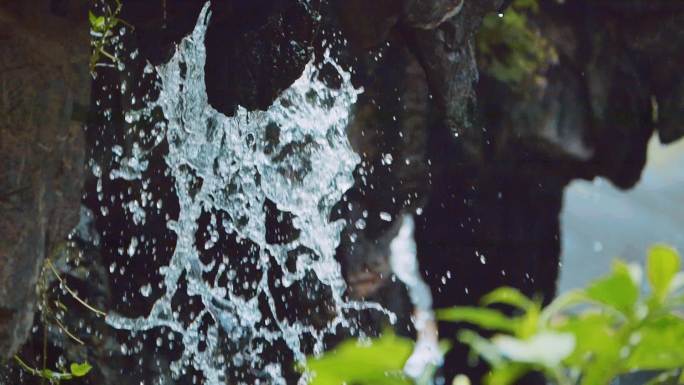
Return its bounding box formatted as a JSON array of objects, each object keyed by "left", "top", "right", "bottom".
[{"left": 560, "top": 136, "right": 684, "bottom": 292}]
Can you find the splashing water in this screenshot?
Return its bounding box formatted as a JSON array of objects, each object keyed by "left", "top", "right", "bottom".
[
  {"left": 105, "top": 3, "right": 393, "bottom": 384},
  {"left": 389, "top": 215, "right": 441, "bottom": 379}
]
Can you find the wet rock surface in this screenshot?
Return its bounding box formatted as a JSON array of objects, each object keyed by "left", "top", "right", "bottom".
[
  {"left": 121, "top": 0, "right": 320, "bottom": 115},
  {"left": 0, "top": 0, "right": 88, "bottom": 361},
  {"left": 337, "top": 0, "right": 684, "bottom": 382}
]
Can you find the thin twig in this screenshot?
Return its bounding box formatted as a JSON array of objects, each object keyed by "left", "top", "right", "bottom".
[
  {"left": 46, "top": 260, "right": 106, "bottom": 318},
  {"left": 98, "top": 48, "right": 117, "bottom": 63},
  {"left": 13, "top": 355, "right": 37, "bottom": 376},
  {"left": 13, "top": 355, "right": 74, "bottom": 382},
  {"left": 53, "top": 316, "right": 85, "bottom": 345}
]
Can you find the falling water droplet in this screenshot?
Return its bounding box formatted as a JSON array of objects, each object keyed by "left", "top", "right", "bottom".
[{"left": 139, "top": 284, "right": 151, "bottom": 297}]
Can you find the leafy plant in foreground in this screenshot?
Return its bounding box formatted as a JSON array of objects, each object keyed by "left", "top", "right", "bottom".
[
  {"left": 302, "top": 244, "right": 684, "bottom": 385},
  {"left": 438, "top": 244, "right": 684, "bottom": 385},
  {"left": 302, "top": 333, "right": 415, "bottom": 385}
]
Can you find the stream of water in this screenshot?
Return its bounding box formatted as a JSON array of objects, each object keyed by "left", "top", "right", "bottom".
[{"left": 103, "top": 3, "right": 394, "bottom": 384}]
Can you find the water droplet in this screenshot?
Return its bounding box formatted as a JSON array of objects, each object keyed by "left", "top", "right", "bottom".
[
  {"left": 127, "top": 237, "right": 138, "bottom": 257},
  {"left": 139, "top": 284, "right": 152, "bottom": 297}
]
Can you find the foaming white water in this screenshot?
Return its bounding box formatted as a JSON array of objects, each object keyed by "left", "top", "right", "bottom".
[
  {"left": 106, "top": 3, "right": 392, "bottom": 383},
  {"left": 389, "top": 215, "right": 441, "bottom": 379}
]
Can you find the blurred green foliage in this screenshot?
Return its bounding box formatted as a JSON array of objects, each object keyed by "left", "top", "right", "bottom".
[
  {"left": 477, "top": 0, "right": 557, "bottom": 89},
  {"left": 440, "top": 244, "right": 684, "bottom": 385},
  {"left": 302, "top": 333, "right": 414, "bottom": 385},
  {"left": 303, "top": 244, "right": 684, "bottom": 385}
]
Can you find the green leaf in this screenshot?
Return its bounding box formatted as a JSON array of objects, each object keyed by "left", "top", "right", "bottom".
[
  {"left": 70, "top": 361, "right": 92, "bottom": 377},
  {"left": 647, "top": 244, "right": 681, "bottom": 301},
  {"left": 625, "top": 315, "right": 684, "bottom": 370},
  {"left": 88, "top": 10, "right": 97, "bottom": 26},
  {"left": 437, "top": 307, "right": 517, "bottom": 333},
  {"left": 484, "top": 363, "right": 530, "bottom": 385},
  {"left": 553, "top": 312, "right": 623, "bottom": 385},
  {"left": 40, "top": 368, "right": 72, "bottom": 381},
  {"left": 304, "top": 332, "right": 413, "bottom": 385},
  {"left": 580, "top": 360, "right": 618, "bottom": 385},
  {"left": 554, "top": 312, "right": 621, "bottom": 368},
  {"left": 481, "top": 287, "right": 535, "bottom": 311},
  {"left": 458, "top": 330, "right": 505, "bottom": 368},
  {"left": 88, "top": 11, "right": 106, "bottom": 31},
  {"left": 517, "top": 305, "right": 541, "bottom": 339},
  {"left": 541, "top": 289, "right": 588, "bottom": 324},
  {"left": 491, "top": 332, "right": 575, "bottom": 367},
  {"left": 40, "top": 368, "right": 56, "bottom": 379},
  {"left": 585, "top": 260, "right": 640, "bottom": 316}
]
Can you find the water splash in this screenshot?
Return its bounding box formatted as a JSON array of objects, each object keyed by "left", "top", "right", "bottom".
[
  {"left": 389, "top": 215, "right": 441, "bottom": 379},
  {"left": 105, "top": 3, "right": 392, "bottom": 383}
]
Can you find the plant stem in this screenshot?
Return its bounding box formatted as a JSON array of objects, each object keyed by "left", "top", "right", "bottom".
[
  {"left": 98, "top": 48, "right": 117, "bottom": 63},
  {"left": 14, "top": 355, "right": 38, "bottom": 376},
  {"left": 53, "top": 316, "right": 85, "bottom": 345},
  {"left": 46, "top": 260, "right": 106, "bottom": 317}
]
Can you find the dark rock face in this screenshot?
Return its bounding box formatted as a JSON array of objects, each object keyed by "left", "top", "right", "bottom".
[
  {"left": 333, "top": 0, "right": 402, "bottom": 49},
  {"left": 0, "top": 0, "right": 88, "bottom": 361},
  {"left": 404, "top": 0, "right": 466, "bottom": 29},
  {"left": 122, "top": 0, "right": 319, "bottom": 115},
  {"left": 332, "top": 0, "right": 505, "bottom": 284},
  {"left": 333, "top": 0, "right": 497, "bottom": 48},
  {"left": 335, "top": 0, "right": 684, "bottom": 383},
  {"left": 531, "top": 1, "right": 684, "bottom": 248},
  {"left": 426, "top": 0, "right": 684, "bottom": 381},
  {"left": 478, "top": 0, "right": 684, "bottom": 191},
  {"left": 204, "top": 0, "right": 317, "bottom": 113}
]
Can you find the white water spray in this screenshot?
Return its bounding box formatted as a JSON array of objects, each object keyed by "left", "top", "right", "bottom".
[
  {"left": 389, "top": 215, "right": 441, "bottom": 379},
  {"left": 106, "top": 3, "right": 393, "bottom": 384}
]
